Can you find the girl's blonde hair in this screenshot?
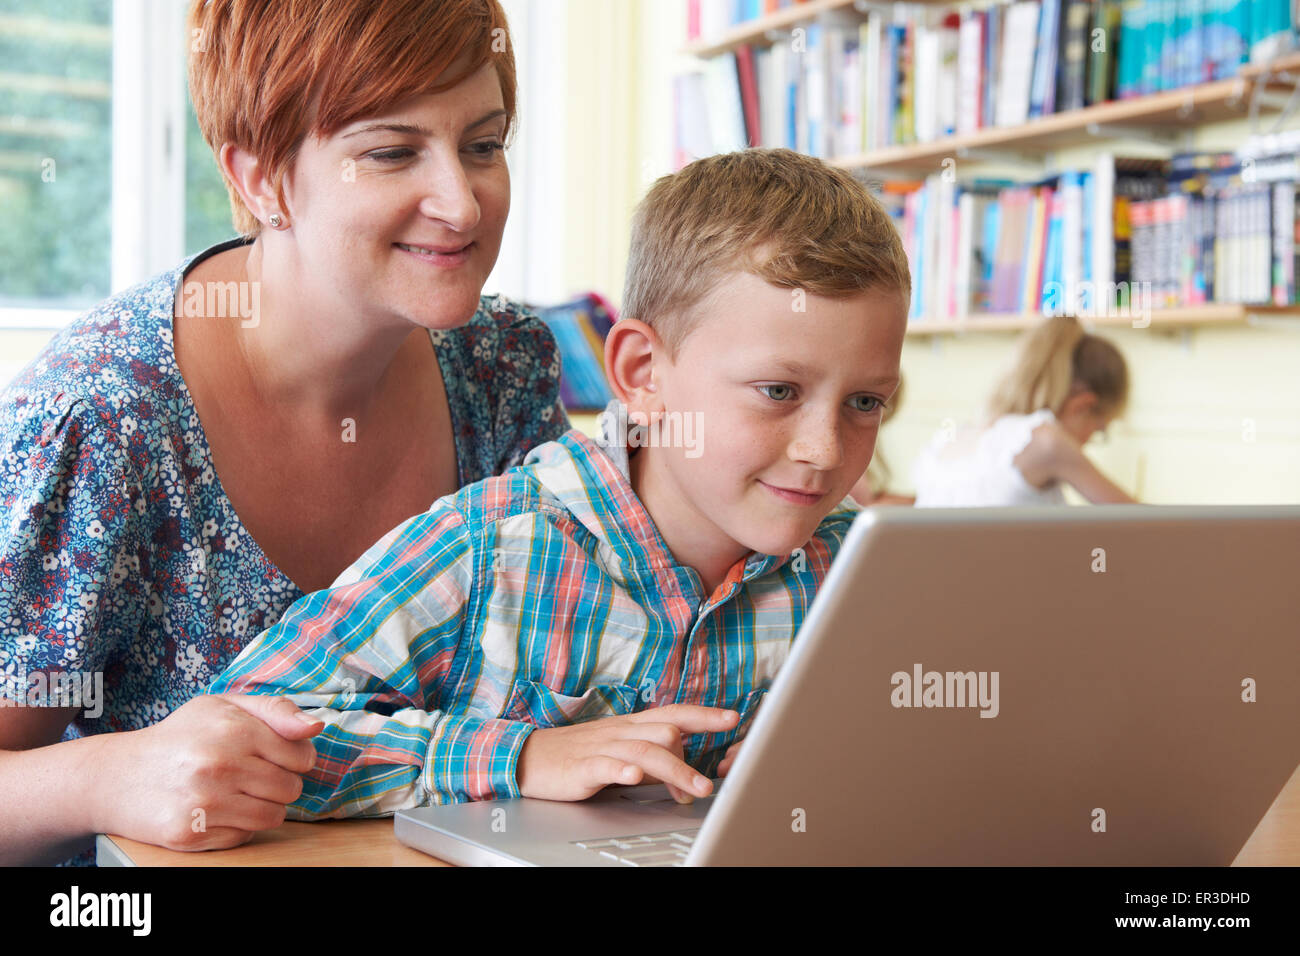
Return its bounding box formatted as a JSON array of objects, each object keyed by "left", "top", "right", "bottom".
[{"left": 986, "top": 316, "right": 1129, "bottom": 421}]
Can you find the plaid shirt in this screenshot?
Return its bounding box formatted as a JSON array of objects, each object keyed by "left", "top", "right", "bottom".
[{"left": 209, "top": 420, "right": 854, "bottom": 819}]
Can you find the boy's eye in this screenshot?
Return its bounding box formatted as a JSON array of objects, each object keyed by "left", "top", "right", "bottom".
[
  {"left": 851, "top": 395, "right": 884, "bottom": 414},
  {"left": 757, "top": 384, "right": 794, "bottom": 402}
]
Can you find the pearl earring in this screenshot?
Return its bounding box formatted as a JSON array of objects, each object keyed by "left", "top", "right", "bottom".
[{"left": 268, "top": 213, "right": 284, "bottom": 229}]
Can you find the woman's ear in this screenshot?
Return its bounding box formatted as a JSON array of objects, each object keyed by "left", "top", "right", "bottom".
[
  {"left": 604, "top": 318, "right": 665, "bottom": 414},
  {"left": 218, "top": 142, "right": 284, "bottom": 229}
]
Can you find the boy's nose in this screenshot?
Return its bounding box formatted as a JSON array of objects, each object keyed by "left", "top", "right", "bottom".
[{"left": 786, "top": 414, "right": 844, "bottom": 470}]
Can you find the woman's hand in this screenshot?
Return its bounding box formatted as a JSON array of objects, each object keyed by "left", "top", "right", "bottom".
[{"left": 90, "top": 694, "right": 324, "bottom": 852}]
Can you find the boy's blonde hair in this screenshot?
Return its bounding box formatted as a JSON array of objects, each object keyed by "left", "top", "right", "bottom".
[
  {"left": 622, "top": 148, "right": 912, "bottom": 357},
  {"left": 987, "top": 316, "right": 1129, "bottom": 421}
]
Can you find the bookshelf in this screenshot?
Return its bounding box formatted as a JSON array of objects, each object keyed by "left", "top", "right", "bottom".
[
  {"left": 833, "top": 53, "right": 1300, "bottom": 175},
  {"left": 685, "top": 0, "right": 865, "bottom": 58},
  {"left": 905, "top": 302, "right": 1300, "bottom": 336},
  {"left": 680, "top": 1, "right": 1300, "bottom": 337}
]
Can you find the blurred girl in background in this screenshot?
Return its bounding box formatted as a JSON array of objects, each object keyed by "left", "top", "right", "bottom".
[{"left": 912, "top": 316, "right": 1137, "bottom": 506}]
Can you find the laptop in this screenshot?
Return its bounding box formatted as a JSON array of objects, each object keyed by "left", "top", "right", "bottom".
[{"left": 395, "top": 505, "right": 1300, "bottom": 865}]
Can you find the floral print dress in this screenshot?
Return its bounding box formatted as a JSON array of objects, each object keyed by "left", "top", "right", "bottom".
[{"left": 0, "top": 237, "right": 570, "bottom": 862}]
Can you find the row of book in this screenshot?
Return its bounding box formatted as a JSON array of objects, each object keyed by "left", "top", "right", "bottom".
[
  {"left": 688, "top": 0, "right": 813, "bottom": 41},
  {"left": 532, "top": 293, "right": 616, "bottom": 412},
  {"left": 675, "top": 1, "right": 1298, "bottom": 164},
  {"left": 878, "top": 149, "right": 1300, "bottom": 322}
]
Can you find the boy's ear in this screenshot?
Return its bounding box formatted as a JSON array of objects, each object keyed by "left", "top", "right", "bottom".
[{"left": 604, "top": 318, "right": 665, "bottom": 412}]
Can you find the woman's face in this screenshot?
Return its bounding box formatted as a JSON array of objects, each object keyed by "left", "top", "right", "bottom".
[{"left": 279, "top": 60, "right": 510, "bottom": 330}]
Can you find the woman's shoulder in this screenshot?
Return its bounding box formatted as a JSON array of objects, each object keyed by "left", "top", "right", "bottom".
[
  {"left": 437, "top": 294, "right": 559, "bottom": 366},
  {"left": 0, "top": 262, "right": 199, "bottom": 497},
  {"left": 4, "top": 265, "right": 185, "bottom": 415}
]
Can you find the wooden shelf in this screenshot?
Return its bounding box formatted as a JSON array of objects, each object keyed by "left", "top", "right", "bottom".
[
  {"left": 684, "top": 0, "right": 860, "bottom": 59},
  {"left": 832, "top": 53, "right": 1300, "bottom": 174},
  {"left": 904, "top": 305, "right": 1300, "bottom": 337},
  {"left": 682, "top": 0, "right": 1300, "bottom": 173}
]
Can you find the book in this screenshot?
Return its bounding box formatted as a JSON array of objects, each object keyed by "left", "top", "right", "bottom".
[
  {"left": 998, "top": 2, "right": 1042, "bottom": 127},
  {"left": 957, "top": 9, "right": 987, "bottom": 133},
  {"left": 1086, "top": 0, "right": 1121, "bottom": 105},
  {"left": 1057, "top": 0, "right": 1091, "bottom": 112},
  {"left": 734, "top": 44, "right": 762, "bottom": 147},
  {"left": 984, "top": 2, "right": 1003, "bottom": 129},
  {"left": 1029, "top": 0, "right": 1062, "bottom": 118}
]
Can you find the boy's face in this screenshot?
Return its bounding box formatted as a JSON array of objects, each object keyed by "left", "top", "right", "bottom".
[{"left": 634, "top": 270, "right": 906, "bottom": 572}]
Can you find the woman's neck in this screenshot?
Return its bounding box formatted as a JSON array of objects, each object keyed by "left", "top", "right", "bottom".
[{"left": 228, "top": 238, "right": 424, "bottom": 424}]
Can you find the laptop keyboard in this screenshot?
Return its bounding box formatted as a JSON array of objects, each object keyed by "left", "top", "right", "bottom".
[{"left": 573, "top": 829, "right": 698, "bottom": 866}]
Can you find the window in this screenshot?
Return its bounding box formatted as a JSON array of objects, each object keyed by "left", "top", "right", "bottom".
[
  {"left": 0, "top": 0, "right": 114, "bottom": 313},
  {"left": 0, "top": 0, "right": 232, "bottom": 330}
]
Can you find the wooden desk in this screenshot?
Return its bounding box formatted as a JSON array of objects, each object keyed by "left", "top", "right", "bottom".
[
  {"left": 98, "top": 763, "right": 1300, "bottom": 866},
  {"left": 97, "top": 819, "right": 448, "bottom": 867}
]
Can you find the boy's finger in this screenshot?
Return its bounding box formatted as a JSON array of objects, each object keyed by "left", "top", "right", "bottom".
[
  {"left": 601, "top": 740, "right": 712, "bottom": 798},
  {"left": 582, "top": 755, "right": 643, "bottom": 793},
  {"left": 610, "top": 723, "right": 697, "bottom": 803},
  {"left": 611, "top": 721, "right": 686, "bottom": 755},
  {"left": 626, "top": 705, "right": 739, "bottom": 733}
]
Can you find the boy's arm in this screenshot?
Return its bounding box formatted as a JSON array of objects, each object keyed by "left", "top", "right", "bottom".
[{"left": 209, "top": 504, "right": 534, "bottom": 818}]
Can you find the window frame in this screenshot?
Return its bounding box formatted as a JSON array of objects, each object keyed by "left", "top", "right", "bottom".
[
  {"left": 0, "top": 0, "right": 184, "bottom": 331},
  {"left": 1, "top": 0, "right": 564, "bottom": 329}
]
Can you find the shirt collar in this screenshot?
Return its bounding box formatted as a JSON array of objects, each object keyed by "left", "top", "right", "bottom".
[{"left": 522, "top": 400, "right": 794, "bottom": 590}]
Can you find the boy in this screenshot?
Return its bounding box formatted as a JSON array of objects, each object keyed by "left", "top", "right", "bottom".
[{"left": 208, "top": 148, "right": 910, "bottom": 817}]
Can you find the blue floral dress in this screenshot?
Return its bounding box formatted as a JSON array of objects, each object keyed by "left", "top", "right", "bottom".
[{"left": 0, "top": 237, "right": 570, "bottom": 862}]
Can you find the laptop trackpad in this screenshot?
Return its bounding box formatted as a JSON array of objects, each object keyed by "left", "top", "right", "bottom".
[{"left": 613, "top": 782, "right": 720, "bottom": 812}]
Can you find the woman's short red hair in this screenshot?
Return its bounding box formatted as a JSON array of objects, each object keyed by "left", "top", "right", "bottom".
[{"left": 187, "top": 0, "right": 517, "bottom": 236}]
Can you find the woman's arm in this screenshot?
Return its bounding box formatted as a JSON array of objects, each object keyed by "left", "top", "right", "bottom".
[
  {"left": 0, "top": 706, "right": 98, "bottom": 865},
  {"left": 0, "top": 393, "right": 323, "bottom": 863},
  {"left": 0, "top": 695, "right": 322, "bottom": 866}
]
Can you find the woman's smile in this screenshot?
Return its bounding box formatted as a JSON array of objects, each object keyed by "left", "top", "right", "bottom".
[{"left": 395, "top": 240, "right": 474, "bottom": 267}]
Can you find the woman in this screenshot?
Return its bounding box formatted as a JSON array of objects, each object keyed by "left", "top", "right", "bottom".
[
  {"left": 0, "top": 0, "right": 568, "bottom": 865},
  {"left": 912, "top": 315, "right": 1137, "bottom": 506}
]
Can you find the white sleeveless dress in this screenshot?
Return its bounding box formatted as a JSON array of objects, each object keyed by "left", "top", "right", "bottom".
[{"left": 912, "top": 408, "right": 1067, "bottom": 507}]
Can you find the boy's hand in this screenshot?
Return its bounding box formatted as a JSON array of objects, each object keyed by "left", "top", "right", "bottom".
[
  {"left": 515, "top": 704, "right": 739, "bottom": 804},
  {"left": 717, "top": 739, "right": 743, "bottom": 777}
]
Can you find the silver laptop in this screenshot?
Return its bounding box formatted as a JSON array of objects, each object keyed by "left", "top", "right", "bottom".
[{"left": 395, "top": 505, "right": 1300, "bottom": 865}]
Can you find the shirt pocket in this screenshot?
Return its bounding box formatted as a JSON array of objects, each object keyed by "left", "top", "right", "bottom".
[
  {"left": 502, "top": 679, "right": 641, "bottom": 729},
  {"left": 736, "top": 686, "right": 769, "bottom": 734}
]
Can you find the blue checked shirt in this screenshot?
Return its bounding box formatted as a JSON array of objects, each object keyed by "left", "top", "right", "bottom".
[{"left": 209, "top": 409, "right": 855, "bottom": 819}]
